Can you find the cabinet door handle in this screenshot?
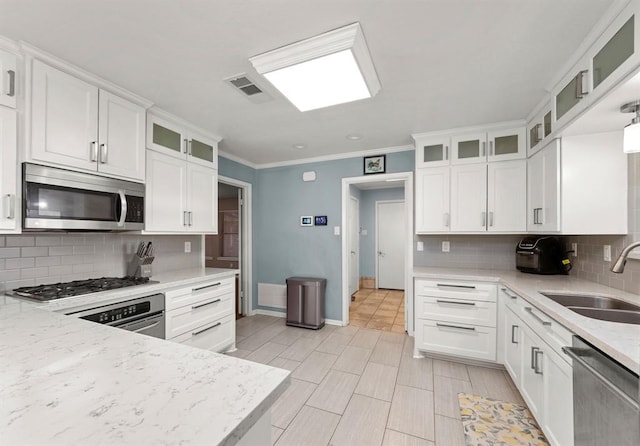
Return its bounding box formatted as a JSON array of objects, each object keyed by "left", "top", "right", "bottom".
[
  {"left": 90, "top": 141, "right": 98, "bottom": 162},
  {"left": 531, "top": 346, "right": 539, "bottom": 369},
  {"left": 436, "top": 283, "right": 476, "bottom": 289},
  {"left": 192, "top": 321, "right": 222, "bottom": 336},
  {"left": 489, "top": 211, "right": 494, "bottom": 227},
  {"left": 192, "top": 298, "right": 221, "bottom": 309},
  {"left": 482, "top": 211, "right": 486, "bottom": 227},
  {"left": 445, "top": 145, "right": 449, "bottom": 160},
  {"left": 192, "top": 282, "right": 222, "bottom": 292},
  {"left": 183, "top": 138, "right": 188, "bottom": 154},
  {"left": 575, "top": 70, "right": 589, "bottom": 99},
  {"left": 534, "top": 350, "right": 543, "bottom": 374},
  {"left": 533, "top": 208, "right": 538, "bottom": 224},
  {"left": 481, "top": 141, "right": 486, "bottom": 157},
  {"left": 187, "top": 139, "right": 192, "bottom": 156},
  {"left": 525, "top": 307, "right": 552, "bottom": 326},
  {"left": 6, "top": 70, "right": 15, "bottom": 97},
  {"left": 436, "top": 323, "right": 476, "bottom": 331},
  {"left": 511, "top": 325, "right": 518, "bottom": 344},
  {"left": 183, "top": 211, "right": 188, "bottom": 226},
  {"left": 489, "top": 140, "right": 494, "bottom": 156},
  {"left": 100, "top": 143, "right": 108, "bottom": 164},
  {"left": 436, "top": 299, "right": 476, "bottom": 306},
  {"left": 188, "top": 211, "right": 193, "bottom": 226},
  {"left": 4, "top": 194, "right": 14, "bottom": 219},
  {"left": 443, "top": 212, "right": 450, "bottom": 227}
]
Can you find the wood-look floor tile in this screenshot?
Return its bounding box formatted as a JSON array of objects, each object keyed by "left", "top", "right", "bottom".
[
  {"left": 278, "top": 337, "right": 323, "bottom": 362},
  {"left": 271, "top": 378, "right": 317, "bottom": 429},
  {"left": 307, "top": 369, "right": 360, "bottom": 415},
  {"left": 333, "top": 325, "right": 360, "bottom": 337},
  {"left": 245, "top": 342, "right": 289, "bottom": 364},
  {"left": 402, "top": 336, "right": 415, "bottom": 357},
  {"left": 271, "top": 426, "right": 284, "bottom": 446},
  {"left": 433, "top": 375, "right": 472, "bottom": 420},
  {"left": 382, "top": 429, "right": 434, "bottom": 446},
  {"left": 466, "top": 364, "right": 524, "bottom": 403},
  {"left": 270, "top": 327, "right": 305, "bottom": 346},
  {"left": 387, "top": 384, "right": 435, "bottom": 440},
  {"left": 432, "top": 359, "right": 470, "bottom": 381},
  {"left": 397, "top": 355, "right": 433, "bottom": 391},
  {"left": 378, "top": 303, "right": 399, "bottom": 312},
  {"left": 349, "top": 318, "right": 370, "bottom": 328},
  {"left": 332, "top": 345, "right": 372, "bottom": 375},
  {"left": 292, "top": 351, "right": 338, "bottom": 384},
  {"left": 316, "top": 332, "right": 354, "bottom": 355},
  {"left": 434, "top": 415, "right": 465, "bottom": 446},
  {"left": 366, "top": 319, "right": 394, "bottom": 330},
  {"left": 300, "top": 324, "right": 337, "bottom": 341},
  {"left": 369, "top": 340, "right": 403, "bottom": 367},
  {"left": 391, "top": 324, "right": 406, "bottom": 333},
  {"left": 275, "top": 405, "right": 340, "bottom": 446},
  {"left": 269, "top": 357, "right": 301, "bottom": 372},
  {"left": 225, "top": 348, "right": 252, "bottom": 359},
  {"left": 330, "top": 394, "right": 391, "bottom": 446},
  {"left": 380, "top": 332, "right": 406, "bottom": 345},
  {"left": 373, "top": 309, "right": 397, "bottom": 318},
  {"left": 349, "top": 328, "right": 381, "bottom": 349},
  {"left": 355, "top": 362, "right": 398, "bottom": 402},
  {"left": 237, "top": 322, "right": 288, "bottom": 350}
]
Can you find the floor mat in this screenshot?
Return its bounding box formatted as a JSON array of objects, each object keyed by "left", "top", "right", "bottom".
[{"left": 458, "top": 393, "right": 549, "bottom": 446}]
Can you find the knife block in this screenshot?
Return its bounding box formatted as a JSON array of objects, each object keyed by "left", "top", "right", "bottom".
[{"left": 127, "top": 255, "right": 155, "bottom": 278}]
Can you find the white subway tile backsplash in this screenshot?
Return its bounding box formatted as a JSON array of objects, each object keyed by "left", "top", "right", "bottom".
[
  {"left": 6, "top": 236, "right": 35, "bottom": 247},
  {"left": 48, "top": 265, "right": 73, "bottom": 276},
  {"left": 35, "top": 236, "right": 62, "bottom": 246},
  {"left": 0, "top": 247, "right": 20, "bottom": 258},
  {"left": 35, "top": 256, "right": 61, "bottom": 267},
  {"left": 21, "top": 247, "right": 49, "bottom": 257},
  {"left": 21, "top": 267, "right": 49, "bottom": 279},
  {"left": 73, "top": 245, "right": 95, "bottom": 255},
  {"left": 49, "top": 246, "right": 74, "bottom": 256},
  {"left": 6, "top": 258, "right": 35, "bottom": 270}
]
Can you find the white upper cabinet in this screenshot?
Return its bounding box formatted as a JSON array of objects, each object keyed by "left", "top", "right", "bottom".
[
  {"left": 414, "top": 135, "right": 450, "bottom": 168},
  {"left": 451, "top": 132, "right": 486, "bottom": 165},
  {"left": 147, "top": 110, "right": 220, "bottom": 169},
  {"left": 527, "top": 101, "right": 553, "bottom": 156},
  {"left": 450, "top": 164, "right": 487, "bottom": 231},
  {"left": 0, "top": 106, "right": 17, "bottom": 232},
  {"left": 487, "top": 127, "right": 526, "bottom": 162},
  {"left": 487, "top": 160, "right": 527, "bottom": 232},
  {"left": 187, "top": 162, "right": 218, "bottom": 233},
  {"left": 527, "top": 140, "right": 560, "bottom": 232},
  {"left": 30, "top": 60, "right": 146, "bottom": 182},
  {"left": 0, "top": 49, "right": 17, "bottom": 109},
  {"left": 415, "top": 167, "right": 450, "bottom": 232}
]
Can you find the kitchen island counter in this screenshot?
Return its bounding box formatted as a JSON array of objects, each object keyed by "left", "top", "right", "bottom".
[
  {"left": 0, "top": 294, "right": 289, "bottom": 445},
  {"left": 414, "top": 267, "right": 640, "bottom": 373}
]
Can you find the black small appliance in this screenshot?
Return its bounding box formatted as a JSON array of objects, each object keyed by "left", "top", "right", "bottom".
[{"left": 516, "top": 236, "right": 571, "bottom": 275}]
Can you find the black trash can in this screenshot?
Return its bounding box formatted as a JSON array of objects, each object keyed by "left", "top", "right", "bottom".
[{"left": 286, "top": 277, "right": 326, "bottom": 329}]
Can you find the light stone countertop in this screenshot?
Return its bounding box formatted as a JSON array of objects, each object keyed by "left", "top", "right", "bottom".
[
  {"left": 0, "top": 268, "right": 290, "bottom": 445},
  {"left": 414, "top": 267, "right": 640, "bottom": 374}
]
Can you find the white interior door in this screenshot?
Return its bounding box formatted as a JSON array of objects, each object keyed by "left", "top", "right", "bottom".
[
  {"left": 348, "top": 196, "right": 359, "bottom": 297},
  {"left": 376, "top": 200, "right": 405, "bottom": 290}
]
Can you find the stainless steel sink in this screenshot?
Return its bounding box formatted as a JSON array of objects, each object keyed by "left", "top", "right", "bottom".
[
  {"left": 540, "top": 292, "right": 640, "bottom": 311},
  {"left": 539, "top": 292, "right": 640, "bottom": 325}
]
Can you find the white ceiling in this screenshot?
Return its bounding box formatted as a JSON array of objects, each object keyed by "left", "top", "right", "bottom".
[{"left": 0, "top": 0, "right": 616, "bottom": 165}]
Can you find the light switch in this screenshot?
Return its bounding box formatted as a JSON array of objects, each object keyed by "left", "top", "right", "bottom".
[
  {"left": 442, "top": 241, "right": 450, "bottom": 252},
  {"left": 361, "top": 229, "right": 368, "bottom": 236},
  {"left": 334, "top": 226, "right": 341, "bottom": 236},
  {"left": 184, "top": 241, "right": 191, "bottom": 253},
  {"left": 603, "top": 245, "right": 611, "bottom": 262}
]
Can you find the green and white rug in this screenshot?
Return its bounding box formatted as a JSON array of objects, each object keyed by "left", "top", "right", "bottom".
[{"left": 458, "top": 393, "right": 549, "bottom": 446}]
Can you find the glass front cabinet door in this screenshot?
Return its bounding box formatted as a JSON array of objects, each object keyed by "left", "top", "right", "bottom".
[
  {"left": 487, "top": 127, "right": 526, "bottom": 161},
  {"left": 147, "top": 114, "right": 187, "bottom": 159},
  {"left": 451, "top": 133, "right": 486, "bottom": 164},
  {"left": 414, "top": 135, "right": 450, "bottom": 168}
]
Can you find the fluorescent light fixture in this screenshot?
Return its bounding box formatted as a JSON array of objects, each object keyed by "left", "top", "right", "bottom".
[
  {"left": 249, "top": 23, "right": 380, "bottom": 112},
  {"left": 621, "top": 100, "right": 640, "bottom": 153}
]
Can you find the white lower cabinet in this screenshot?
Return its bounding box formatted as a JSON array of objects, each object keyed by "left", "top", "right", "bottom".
[
  {"left": 165, "top": 276, "right": 235, "bottom": 353},
  {"left": 499, "top": 286, "right": 573, "bottom": 446},
  {"left": 0, "top": 106, "right": 17, "bottom": 232},
  {"left": 414, "top": 279, "right": 497, "bottom": 361}
]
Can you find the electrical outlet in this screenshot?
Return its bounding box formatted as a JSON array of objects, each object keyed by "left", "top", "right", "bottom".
[
  {"left": 603, "top": 245, "right": 611, "bottom": 262},
  {"left": 184, "top": 241, "right": 191, "bottom": 253},
  {"left": 571, "top": 242, "right": 578, "bottom": 257},
  {"left": 442, "top": 241, "right": 450, "bottom": 252},
  {"left": 334, "top": 226, "right": 340, "bottom": 236},
  {"left": 417, "top": 241, "right": 424, "bottom": 252}
]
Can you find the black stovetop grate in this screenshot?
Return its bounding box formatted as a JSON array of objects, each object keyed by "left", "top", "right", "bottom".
[{"left": 10, "top": 277, "right": 151, "bottom": 301}]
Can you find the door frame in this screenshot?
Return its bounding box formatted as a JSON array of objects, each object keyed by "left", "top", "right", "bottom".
[
  {"left": 348, "top": 195, "right": 360, "bottom": 298},
  {"left": 340, "top": 171, "right": 414, "bottom": 334},
  {"left": 216, "top": 175, "right": 253, "bottom": 316},
  {"left": 375, "top": 199, "right": 405, "bottom": 290}
]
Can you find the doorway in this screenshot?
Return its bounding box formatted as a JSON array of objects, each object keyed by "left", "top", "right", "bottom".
[
  {"left": 204, "top": 175, "right": 252, "bottom": 318},
  {"left": 376, "top": 200, "right": 405, "bottom": 290},
  {"left": 348, "top": 196, "right": 360, "bottom": 298},
  {"left": 341, "top": 172, "right": 414, "bottom": 334}
]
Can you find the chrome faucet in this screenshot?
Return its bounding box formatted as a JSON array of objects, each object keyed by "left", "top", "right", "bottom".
[{"left": 611, "top": 241, "right": 640, "bottom": 273}]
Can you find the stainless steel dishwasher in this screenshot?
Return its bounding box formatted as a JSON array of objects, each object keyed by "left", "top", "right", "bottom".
[{"left": 563, "top": 336, "right": 639, "bottom": 446}]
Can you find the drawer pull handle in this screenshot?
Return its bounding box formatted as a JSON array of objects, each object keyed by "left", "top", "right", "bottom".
[
  {"left": 511, "top": 325, "right": 518, "bottom": 344},
  {"left": 436, "top": 299, "right": 476, "bottom": 306},
  {"left": 436, "top": 323, "right": 476, "bottom": 331},
  {"left": 192, "top": 321, "right": 222, "bottom": 336},
  {"left": 192, "top": 298, "right": 222, "bottom": 310},
  {"left": 193, "top": 282, "right": 222, "bottom": 292},
  {"left": 436, "top": 283, "right": 476, "bottom": 290},
  {"left": 7, "top": 69, "right": 15, "bottom": 97},
  {"left": 525, "top": 307, "right": 552, "bottom": 326},
  {"left": 501, "top": 287, "right": 518, "bottom": 299}
]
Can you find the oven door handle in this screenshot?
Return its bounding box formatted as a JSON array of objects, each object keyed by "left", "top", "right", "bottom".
[
  {"left": 562, "top": 346, "right": 639, "bottom": 410},
  {"left": 116, "top": 190, "right": 127, "bottom": 227},
  {"left": 131, "top": 320, "right": 160, "bottom": 333}
]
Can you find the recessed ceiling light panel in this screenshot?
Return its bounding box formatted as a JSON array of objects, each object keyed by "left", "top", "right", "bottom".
[{"left": 249, "top": 23, "right": 380, "bottom": 112}]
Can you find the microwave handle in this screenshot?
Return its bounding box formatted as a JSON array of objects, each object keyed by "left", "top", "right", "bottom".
[{"left": 117, "top": 190, "right": 127, "bottom": 227}]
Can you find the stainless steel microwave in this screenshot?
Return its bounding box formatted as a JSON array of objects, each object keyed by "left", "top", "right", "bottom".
[{"left": 22, "top": 163, "right": 144, "bottom": 231}]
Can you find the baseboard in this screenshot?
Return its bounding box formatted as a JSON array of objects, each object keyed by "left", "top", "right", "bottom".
[
  {"left": 255, "top": 309, "right": 286, "bottom": 318},
  {"left": 325, "top": 318, "right": 344, "bottom": 326}
]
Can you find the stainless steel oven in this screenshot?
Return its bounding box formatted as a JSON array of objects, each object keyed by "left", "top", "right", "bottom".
[
  {"left": 66, "top": 293, "right": 165, "bottom": 339},
  {"left": 22, "top": 163, "right": 144, "bottom": 231},
  {"left": 563, "top": 336, "right": 639, "bottom": 446}
]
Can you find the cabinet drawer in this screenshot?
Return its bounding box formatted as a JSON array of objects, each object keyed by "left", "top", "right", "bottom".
[
  {"left": 171, "top": 314, "right": 234, "bottom": 353},
  {"left": 415, "top": 319, "right": 496, "bottom": 361},
  {"left": 415, "top": 279, "right": 497, "bottom": 302},
  {"left": 416, "top": 296, "right": 496, "bottom": 327},
  {"left": 166, "top": 292, "right": 233, "bottom": 339},
  {"left": 166, "top": 277, "right": 234, "bottom": 311}
]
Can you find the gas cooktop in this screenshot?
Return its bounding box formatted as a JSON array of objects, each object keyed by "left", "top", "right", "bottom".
[{"left": 8, "top": 277, "right": 157, "bottom": 301}]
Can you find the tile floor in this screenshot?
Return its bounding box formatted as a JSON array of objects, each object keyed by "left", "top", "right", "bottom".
[
  {"left": 228, "top": 313, "right": 524, "bottom": 446},
  {"left": 349, "top": 288, "right": 405, "bottom": 332}
]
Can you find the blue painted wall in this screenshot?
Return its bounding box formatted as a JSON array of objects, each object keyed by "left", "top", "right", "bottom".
[
  {"left": 358, "top": 187, "right": 405, "bottom": 277},
  {"left": 220, "top": 150, "right": 414, "bottom": 322}
]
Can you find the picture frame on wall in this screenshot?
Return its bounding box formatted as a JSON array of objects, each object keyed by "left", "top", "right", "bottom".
[{"left": 363, "top": 155, "right": 386, "bottom": 175}]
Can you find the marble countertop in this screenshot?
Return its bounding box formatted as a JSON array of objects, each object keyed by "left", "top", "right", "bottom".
[
  {"left": 0, "top": 268, "right": 290, "bottom": 445},
  {"left": 414, "top": 267, "right": 640, "bottom": 374}
]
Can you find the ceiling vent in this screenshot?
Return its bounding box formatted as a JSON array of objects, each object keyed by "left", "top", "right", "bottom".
[{"left": 224, "top": 74, "right": 273, "bottom": 104}]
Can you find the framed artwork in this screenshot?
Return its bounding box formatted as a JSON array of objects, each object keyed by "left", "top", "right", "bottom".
[{"left": 363, "top": 155, "right": 386, "bottom": 174}]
